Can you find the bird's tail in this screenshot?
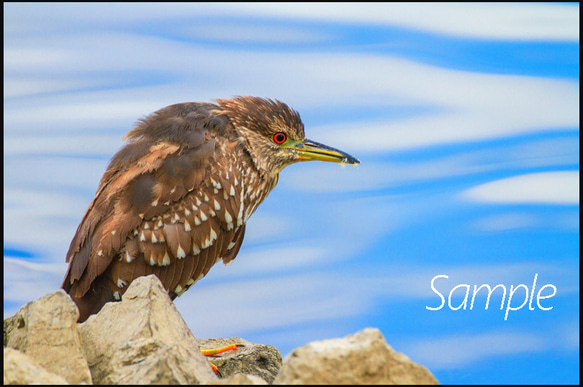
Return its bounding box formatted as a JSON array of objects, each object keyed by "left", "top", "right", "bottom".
[{"left": 62, "top": 270, "right": 115, "bottom": 323}]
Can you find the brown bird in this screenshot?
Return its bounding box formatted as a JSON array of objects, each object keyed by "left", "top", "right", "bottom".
[{"left": 62, "top": 96, "right": 359, "bottom": 322}]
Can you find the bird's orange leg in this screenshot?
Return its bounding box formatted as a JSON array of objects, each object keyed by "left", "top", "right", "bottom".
[
  {"left": 202, "top": 344, "right": 243, "bottom": 377},
  {"left": 202, "top": 344, "right": 239, "bottom": 356}
]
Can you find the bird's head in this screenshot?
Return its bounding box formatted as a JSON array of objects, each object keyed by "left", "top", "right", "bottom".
[{"left": 216, "top": 96, "right": 360, "bottom": 177}]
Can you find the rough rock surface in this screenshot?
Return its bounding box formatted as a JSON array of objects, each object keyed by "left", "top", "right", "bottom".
[
  {"left": 3, "top": 274, "right": 439, "bottom": 385},
  {"left": 3, "top": 290, "right": 92, "bottom": 384},
  {"left": 199, "top": 337, "right": 282, "bottom": 384},
  {"left": 77, "top": 274, "right": 217, "bottom": 385},
  {"left": 274, "top": 327, "right": 439, "bottom": 385},
  {"left": 209, "top": 373, "right": 268, "bottom": 385},
  {"left": 3, "top": 347, "right": 70, "bottom": 385}
]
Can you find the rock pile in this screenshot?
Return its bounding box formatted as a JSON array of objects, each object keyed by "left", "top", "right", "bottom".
[{"left": 4, "top": 275, "right": 438, "bottom": 385}]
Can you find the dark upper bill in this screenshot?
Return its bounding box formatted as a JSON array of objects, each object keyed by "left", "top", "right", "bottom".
[{"left": 292, "top": 139, "right": 360, "bottom": 165}]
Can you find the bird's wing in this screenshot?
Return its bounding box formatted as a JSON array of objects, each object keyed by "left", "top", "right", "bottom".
[
  {"left": 63, "top": 103, "right": 239, "bottom": 298},
  {"left": 115, "top": 143, "right": 247, "bottom": 300}
]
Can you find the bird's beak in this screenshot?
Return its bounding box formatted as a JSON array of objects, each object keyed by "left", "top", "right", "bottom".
[{"left": 290, "top": 139, "right": 360, "bottom": 165}]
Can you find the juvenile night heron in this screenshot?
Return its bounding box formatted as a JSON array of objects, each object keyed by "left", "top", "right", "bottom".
[{"left": 62, "top": 96, "right": 359, "bottom": 322}]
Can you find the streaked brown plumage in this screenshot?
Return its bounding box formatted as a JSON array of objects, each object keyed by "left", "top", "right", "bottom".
[{"left": 62, "top": 96, "right": 359, "bottom": 322}]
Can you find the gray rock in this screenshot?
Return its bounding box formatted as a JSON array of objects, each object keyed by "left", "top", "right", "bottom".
[
  {"left": 3, "top": 347, "right": 71, "bottom": 385},
  {"left": 3, "top": 290, "right": 92, "bottom": 384},
  {"left": 199, "top": 337, "right": 282, "bottom": 384},
  {"left": 77, "top": 274, "right": 217, "bottom": 385},
  {"left": 274, "top": 328, "right": 439, "bottom": 385}
]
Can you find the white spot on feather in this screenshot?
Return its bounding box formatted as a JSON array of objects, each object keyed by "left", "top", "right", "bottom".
[
  {"left": 175, "top": 285, "right": 183, "bottom": 295},
  {"left": 162, "top": 252, "right": 171, "bottom": 265},
  {"left": 125, "top": 251, "right": 134, "bottom": 263},
  {"left": 176, "top": 246, "right": 186, "bottom": 259},
  {"left": 225, "top": 211, "right": 233, "bottom": 230}
]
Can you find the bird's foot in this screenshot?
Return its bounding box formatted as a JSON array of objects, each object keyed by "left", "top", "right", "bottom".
[{"left": 203, "top": 344, "right": 244, "bottom": 377}]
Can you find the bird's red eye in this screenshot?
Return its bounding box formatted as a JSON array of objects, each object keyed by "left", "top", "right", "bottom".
[{"left": 273, "top": 132, "right": 287, "bottom": 144}]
